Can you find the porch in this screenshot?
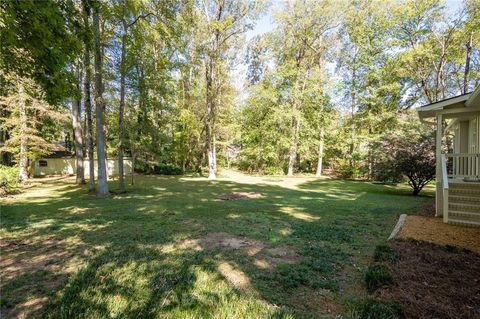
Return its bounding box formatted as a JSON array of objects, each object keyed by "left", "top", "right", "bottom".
[
  {"left": 440, "top": 153, "right": 480, "bottom": 226},
  {"left": 418, "top": 85, "right": 480, "bottom": 226}
]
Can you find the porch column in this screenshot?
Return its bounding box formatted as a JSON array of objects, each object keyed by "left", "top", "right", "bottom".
[{"left": 436, "top": 114, "right": 443, "bottom": 217}]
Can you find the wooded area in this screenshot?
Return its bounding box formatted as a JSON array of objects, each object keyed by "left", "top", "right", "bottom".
[{"left": 1, "top": 0, "right": 479, "bottom": 196}]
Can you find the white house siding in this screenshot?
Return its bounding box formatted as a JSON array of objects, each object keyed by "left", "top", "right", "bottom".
[{"left": 34, "top": 158, "right": 132, "bottom": 177}]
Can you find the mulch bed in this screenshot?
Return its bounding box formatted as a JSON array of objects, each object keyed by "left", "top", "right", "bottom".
[
  {"left": 398, "top": 215, "right": 480, "bottom": 253},
  {"left": 377, "top": 239, "right": 480, "bottom": 319}
]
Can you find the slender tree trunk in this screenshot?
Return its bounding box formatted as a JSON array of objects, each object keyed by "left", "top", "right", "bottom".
[
  {"left": 118, "top": 1, "right": 127, "bottom": 192},
  {"left": 93, "top": 2, "right": 109, "bottom": 196},
  {"left": 205, "top": 58, "right": 216, "bottom": 179},
  {"left": 316, "top": 127, "right": 324, "bottom": 177},
  {"left": 463, "top": 32, "right": 473, "bottom": 94},
  {"left": 287, "top": 71, "right": 307, "bottom": 177},
  {"left": 18, "top": 85, "right": 28, "bottom": 181},
  {"left": 287, "top": 117, "right": 300, "bottom": 176},
  {"left": 349, "top": 63, "right": 356, "bottom": 167},
  {"left": 83, "top": 0, "right": 95, "bottom": 192},
  {"left": 72, "top": 65, "right": 85, "bottom": 184}
]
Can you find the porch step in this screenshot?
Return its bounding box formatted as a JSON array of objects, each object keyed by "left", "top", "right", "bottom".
[
  {"left": 449, "top": 195, "right": 480, "bottom": 204},
  {"left": 448, "top": 210, "right": 480, "bottom": 220},
  {"left": 449, "top": 203, "right": 480, "bottom": 213},
  {"left": 449, "top": 182, "right": 480, "bottom": 190},
  {"left": 447, "top": 218, "right": 480, "bottom": 227},
  {"left": 449, "top": 187, "right": 480, "bottom": 196}
]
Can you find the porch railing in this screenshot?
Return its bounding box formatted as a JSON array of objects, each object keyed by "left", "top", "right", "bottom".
[
  {"left": 445, "top": 153, "right": 480, "bottom": 179},
  {"left": 441, "top": 154, "right": 449, "bottom": 222}
]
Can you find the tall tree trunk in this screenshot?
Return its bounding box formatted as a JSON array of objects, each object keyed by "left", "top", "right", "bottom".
[
  {"left": 72, "top": 65, "right": 85, "bottom": 184},
  {"left": 83, "top": 0, "right": 95, "bottom": 192},
  {"left": 205, "top": 58, "right": 216, "bottom": 179},
  {"left": 349, "top": 62, "right": 357, "bottom": 167},
  {"left": 118, "top": 1, "right": 127, "bottom": 192},
  {"left": 93, "top": 2, "right": 109, "bottom": 196},
  {"left": 316, "top": 127, "right": 324, "bottom": 177},
  {"left": 18, "top": 84, "right": 28, "bottom": 181},
  {"left": 463, "top": 32, "right": 473, "bottom": 94}
]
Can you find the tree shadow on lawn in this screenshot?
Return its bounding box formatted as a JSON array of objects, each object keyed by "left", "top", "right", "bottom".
[{"left": 0, "top": 176, "right": 431, "bottom": 318}]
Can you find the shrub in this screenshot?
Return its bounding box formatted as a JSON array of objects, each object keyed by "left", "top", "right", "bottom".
[
  {"left": 349, "top": 298, "right": 402, "bottom": 319},
  {"left": 0, "top": 165, "right": 20, "bottom": 194},
  {"left": 153, "top": 163, "right": 183, "bottom": 175},
  {"left": 373, "top": 244, "right": 398, "bottom": 262},
  {"left": 372, "top": 162, "right": 403, "bottom": 184},
  {"left": 365, "top": 264, "right": 393, "bottom": 291},
  {"left": 372, "top": 131, "right": 435, "bottom": 195},
  {"left": 264, "top": 166, "right": 284, "bottom": 175}
]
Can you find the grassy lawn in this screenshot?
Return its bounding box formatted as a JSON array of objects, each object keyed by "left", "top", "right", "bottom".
[{"left": 0, "top": 172, "right": 433, "bottom": 318}]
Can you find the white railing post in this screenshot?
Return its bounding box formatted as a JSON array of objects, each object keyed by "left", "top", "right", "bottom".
[{"left": 441, "top": 154, "right": 449, "bottom": 223}]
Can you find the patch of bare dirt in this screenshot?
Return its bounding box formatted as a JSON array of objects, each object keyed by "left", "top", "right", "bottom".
[
  {"left": 217, "top": 192, "right": 262, "bottom": 200},
  {"left": 398, "top": 215, "right": 480, "bottom": 253},
  {"left": 377, "top": 239, "right": 480, "bottom": 319},
  {"left": 289, "top": 287, "right": 342, "bottom": 317},
  {"left": 166, "top": 232, "right": 299, "bottom": 267}
]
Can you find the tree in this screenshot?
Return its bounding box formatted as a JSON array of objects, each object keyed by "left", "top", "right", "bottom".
[
  {"left": 72, "top": 62, "right": 85, "bottom": 184},
  {"left": 0, "top": 76, "right": 68, "bottom": 180},
  {"left": 92, "top": 1, "right": 109, "bottom": 196},
  {"left": 373, "top": 115, "right": 436, "bottom": 195},
  {"left": 199, "top": 0, "right": 263, "bottom": 179},
  {"left": 82, "top": 0, "right": 96, "bottom": 192}
]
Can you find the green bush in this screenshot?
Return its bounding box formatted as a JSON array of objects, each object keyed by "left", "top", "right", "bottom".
[
  {"left": 365, "top": 264, "right": 393, "bottom": 291},
  {"left": 264, "top": 166, "right": 284, "bottom": 176},
  {"left": 153, "top": 163, "right": 183, "bottom": 175},
  {"left": 349, "top": 298, "right": 402, "bottom": 319},
  {"left": 134, "top": 163, "right": 150, "bottom": 173},
  {"left": 338, "top": 164, "right": 362, "bottom": 179},
  {"left": 0, "top": 165, "right": 20, "bottom": 194},
  {"left": 372, "top": 162, "right": 403, "bottom": 184},
  {"left": 373, "top": 244, "right": 398, "bottom": 262}
]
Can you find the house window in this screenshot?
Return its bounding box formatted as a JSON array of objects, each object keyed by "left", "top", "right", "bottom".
[{"left": 39, "top": 160, "right": 48, "bottom": 167}]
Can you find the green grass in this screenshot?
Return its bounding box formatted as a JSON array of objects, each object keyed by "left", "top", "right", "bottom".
[{"left": 0, "top": 172, "right": 433, "bottom": 318}]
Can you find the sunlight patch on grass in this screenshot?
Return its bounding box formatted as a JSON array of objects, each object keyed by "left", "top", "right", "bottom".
[{"left": 279, "top": 207, "right": 320, "bottom": 222}]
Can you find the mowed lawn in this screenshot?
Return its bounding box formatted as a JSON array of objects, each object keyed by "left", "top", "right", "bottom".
[{"left": 0, "top": 172, "right": 433, "bottom": 318}]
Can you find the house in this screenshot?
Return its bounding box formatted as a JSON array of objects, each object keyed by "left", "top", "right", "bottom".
[
  {"left": 34, "top": 156, "right": 133, "bottom": 177},
  {"left": 417, "top": 85, "right": 480, "bottom": 226}
]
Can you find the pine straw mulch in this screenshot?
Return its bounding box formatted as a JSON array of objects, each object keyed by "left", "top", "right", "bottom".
[
  {"left": 397, "top": 215, "right": 480, "bottom": 254},
  {"left": 376, "top": 239, "right": 480, "bottom": 319}
]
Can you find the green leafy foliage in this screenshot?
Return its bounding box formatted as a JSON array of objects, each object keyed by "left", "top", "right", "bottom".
[
  {"left": 373, "top": 244, "right": 398, "bottom": 262},
  {"left": 153, "top": 163, "right": 184, "bottom": 175},
  {"left": 348, "top": 298, "right": 402, "bottom": 319},
  {"left": 0, "top": 165, "right": 20, "bottom": 194},
  {"left": 365, "top": 264, "right": 394, "bottom": 291}
]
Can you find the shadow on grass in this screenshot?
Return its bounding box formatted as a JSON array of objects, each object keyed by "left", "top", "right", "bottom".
[{"left": 0, "top": 175, "right": 432, "bottom": 318}]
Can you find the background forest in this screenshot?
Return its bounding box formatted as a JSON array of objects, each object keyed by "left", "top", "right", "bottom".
[{"left": 1, "top": 0, "right": 479, "bottom": 196}]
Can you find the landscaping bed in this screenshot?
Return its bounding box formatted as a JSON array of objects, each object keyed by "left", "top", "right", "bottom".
[
  {"left": 371, "top": 239, "right": 480, "bottom": 319},
  {"left": 398, "top": 215, "right": 480, "bottom": 253}
]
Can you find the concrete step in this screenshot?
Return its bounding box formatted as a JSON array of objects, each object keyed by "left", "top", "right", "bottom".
[
  {"left": 449, "top": 203, "right": 480, "bottom": 213},
  {"left": 447, "top": 218, "right": 480, "bottom": 227},
  {"left": 449, "top": 195, "right": 480, "bottom": 204}
]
